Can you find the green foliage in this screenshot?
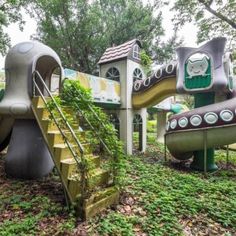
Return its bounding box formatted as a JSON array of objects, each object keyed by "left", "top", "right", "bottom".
[
  {"left": 0, "top": 0, "right": 27, "bottom": 55},
  {"left": 0, "top": 138, "right": 236, "bottom": 235},
  {"left": 53, "top": 79, "right": 127, "bottom": 188},
  {"left": 181, "top": 94, "right": 194, "bottom": 109},
  {"left": 170, "top": 0, "right": 236, "bottom": 45},
  {"left": 27, "top": 0, "right": 181, "bottom": 73},
  {"left": 140, "top": 50, "right": 153, "bottom": 75},
  {"left": 47, "top": 79, "right": 125, "bottom": 190},
  {"left": 97, "top": 213, "right": 135, "bottom": 236},
  {"left": 0, "top": 191, "right": 75, "bottom": 235},
  {"left": 92, "top": 147, "right": 236, "bottom": 235},
  {"left": 147, "top": 120, "right": 156, "bottom": 133}
]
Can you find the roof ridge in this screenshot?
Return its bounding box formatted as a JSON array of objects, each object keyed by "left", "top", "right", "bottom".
[
  {"left": 98, "top": 39, "right": 140, "bottom": 65},
  {"left": 105, "top": 39, "right": 136, "bottom": 52}
]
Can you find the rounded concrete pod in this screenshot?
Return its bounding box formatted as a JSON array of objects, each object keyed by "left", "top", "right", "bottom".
[
  {"left": 0, "top": 41, "right": 62, "bottom": 118},
  {"left": 3, "top": 41, "right": 63, "bottom": 179}
]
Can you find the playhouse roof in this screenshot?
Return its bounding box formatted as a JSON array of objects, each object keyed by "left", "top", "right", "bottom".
[{"left": 98, "top": 39, "right": 142, "bottom": 65}]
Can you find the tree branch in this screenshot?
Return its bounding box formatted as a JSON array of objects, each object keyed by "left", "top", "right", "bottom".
[{"left": 198, "top": 0, "right": 236, "bottom": 29}]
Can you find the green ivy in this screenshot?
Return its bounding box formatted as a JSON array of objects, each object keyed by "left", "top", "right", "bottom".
[
  {"left": 140, "top": 50, "right": 152, "bottom": 76},
  {"left": 49, "top": 79, "right": 127, "bottom": 191}
]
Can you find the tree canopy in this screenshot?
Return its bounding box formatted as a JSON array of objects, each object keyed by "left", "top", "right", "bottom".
[
  {"left": 28, "top": 0, "right": 181, "bottom": 73},
  {"left": 170, "top": 0, "right": 236, "bottom": 46},
  {"left": 0, "top": 0, "right": 26, "bottom": 55}
]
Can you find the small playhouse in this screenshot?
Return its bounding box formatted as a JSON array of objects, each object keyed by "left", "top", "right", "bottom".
[{"left": 65, "top": 39, "right": 148, "bottom": 154}]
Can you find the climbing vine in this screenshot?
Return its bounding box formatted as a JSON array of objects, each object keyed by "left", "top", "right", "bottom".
[
  {"left": 49, "top": 79, "right": 127, "bottom": 189},
  {"left": 140, "top": 50, "right": 152, "bottom": 76}
]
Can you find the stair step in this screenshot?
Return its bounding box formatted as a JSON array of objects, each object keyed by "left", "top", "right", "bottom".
[
  {"left": 32, "top": 96, "right": 51, "bottom": 108},
  {"left": 67, "top": 168, "right": 110, "bottom": 204},
  {"left": 68, "top": 168, "right": 110, "bottom": 190},
  {"left": 53, "top": 144, "right": 74, "bottom": 167},
  {"left": 47, "top": 131, "right": 65, "bottom": 147},
  {"left": 61, "top": 158, "right": 78, "bottom": 180},
  {"left": 32, "top": 96, "right": 119, "bottom": 219},
  {"left": 41, "top": 119, "right": 59, "bottom": 133},
  {"left": 87, "top": 169, "right": 110, "bottom": 189},
  {"left": 85, "top": 155, "right": 100, "bottom": 170},
  {"left": 82, "top": 186, "right": 119, "bottom": 219},
  {"left": 61, "top": 106, "right": 76, "bottom": 117},
  {"left": 35, "top": 107, "right": 50, "bottom": 120}
]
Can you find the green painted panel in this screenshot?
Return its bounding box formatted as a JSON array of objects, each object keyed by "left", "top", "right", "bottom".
[
  {"left": 184, "top": 59, "right": 212, "bottom": 90},
  {"left": 194, "top": 92, "right": 215, "bottom": 108}
]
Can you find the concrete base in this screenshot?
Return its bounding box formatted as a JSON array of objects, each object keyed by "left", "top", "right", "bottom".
[
  {"left": 119, "top": 108, "right": 147, "bottom": 155},
  {"left": 5, "top": 119, "right": 54, "bottom": 179}
]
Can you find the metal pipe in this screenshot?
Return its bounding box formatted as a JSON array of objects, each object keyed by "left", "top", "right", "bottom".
[
  {"left": 33, "top": 71, "right": 84, "bottom": 157},
  {"left": 226, "top": 145, "right": 229, "bottom": 169},
  {"left": 204, "top": 131, "right": 207, "bottom": 174},
  {"left": 164, "top": 134, "right": 167, "bottom": 162}
]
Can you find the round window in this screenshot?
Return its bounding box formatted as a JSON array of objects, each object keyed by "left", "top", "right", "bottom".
[{"left": 105, "top": 67, "right": 120, "bottom": 81}]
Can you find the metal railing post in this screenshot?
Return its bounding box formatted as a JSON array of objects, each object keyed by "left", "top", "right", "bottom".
[
  {"left": 32, "top": 70, "right": 87, "bottom": 197},
  {"left": 204, "top": 131, "right": 207, "bottom": 175},
  {"left": 226, "top": 145, "right": 229, "bottom": 169}
]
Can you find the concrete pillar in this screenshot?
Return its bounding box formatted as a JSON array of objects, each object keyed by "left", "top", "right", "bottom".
[
  {"left": 5, "top": 119, "right": 54, "bottom": 179},
  {"left": 119, "top": 109, "right": 133, "bottom": 155},
  {"left": 139, "top": 108, "right": 147, "bottom": 152}
]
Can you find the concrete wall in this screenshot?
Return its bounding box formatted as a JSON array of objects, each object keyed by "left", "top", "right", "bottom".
[{"left": 99, "top": 58, "right": 147, "bottom": 155}]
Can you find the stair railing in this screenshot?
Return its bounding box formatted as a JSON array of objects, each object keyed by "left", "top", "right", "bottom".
[
  {"left": 32, "top": 71, "right": 87, "bottom": 198},
  {"left": 64, "top": 83, "right": 118, "bottom": 179}
]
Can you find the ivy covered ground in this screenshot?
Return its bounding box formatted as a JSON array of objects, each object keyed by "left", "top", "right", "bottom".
[{"left": 0, "top": 136, "right": 236, "bottom": 235}]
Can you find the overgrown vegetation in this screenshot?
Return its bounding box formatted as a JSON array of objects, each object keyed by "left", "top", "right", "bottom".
[
  {"left": 47, "top": 79, "right": 126, "bottom": 192},
  {"left": 0, "top": 135, "right": 235, "bottom": 235},
  {"left": 61, "top": 79, "right": 127, "bottom": 187}
]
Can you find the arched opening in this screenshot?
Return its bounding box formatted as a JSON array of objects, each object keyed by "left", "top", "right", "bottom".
[
  {"left": 109, "top": 113, "right": 120, "bottom": 137},
  {"left": 133, "top": 114, "right": 143, "bottom": 151},
  {"left": 33, "top": 56, "right": 62, "bottom": 96},
  {"left": 133, "top": 68, "right": 143, "bottom": 83},
  {"left": 105, "top": 67, "right": 120, "bottom": 82}
]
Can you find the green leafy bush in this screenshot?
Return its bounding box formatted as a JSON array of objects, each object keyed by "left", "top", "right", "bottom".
[{"left": 52, "top": 79, "right": 127, "bottom": 189}]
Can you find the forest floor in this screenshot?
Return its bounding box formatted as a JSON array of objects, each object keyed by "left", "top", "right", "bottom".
[{"left": 0, "top": 135, "right": 236, "bottom": 235}]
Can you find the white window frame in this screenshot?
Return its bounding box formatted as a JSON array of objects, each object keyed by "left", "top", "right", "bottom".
[{"left": 133, "top": 44, "right": 140, "bottom": 60}]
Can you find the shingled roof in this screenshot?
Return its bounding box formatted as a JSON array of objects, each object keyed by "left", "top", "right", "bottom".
[{"left": 98, "top": 39, "right": 142, "bottom": 65}]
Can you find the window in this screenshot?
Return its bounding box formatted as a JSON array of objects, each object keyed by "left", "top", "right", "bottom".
[
  {"left": 133, "top": 44, "right": 140, "bottom": 59},
  {"left": 133, "top": 68, "right": 143, "bottom": 82},
  {"left": 105, "top": 67, "right": 120, "bottom": 81}
]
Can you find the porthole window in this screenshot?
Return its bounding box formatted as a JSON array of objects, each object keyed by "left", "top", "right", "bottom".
[
  {"left": 133, "top": 68, "right": 143, "bottom": 82},
  {"left": 133, "top": 44, "right": 140, "bottom": 60},
  {"left": 105, "top": 67, "right": 120, "bottom": 82}
]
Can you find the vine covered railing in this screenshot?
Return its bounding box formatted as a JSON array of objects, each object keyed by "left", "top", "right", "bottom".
[
  {"left": 53, "top": 79, "right": 126, "bottom": 191},
  {"left": 62, "top": 79, "right": 126, "bottom": 187},
  {"left": 32, "top": 71, "right": 87, "bottom": 200}
]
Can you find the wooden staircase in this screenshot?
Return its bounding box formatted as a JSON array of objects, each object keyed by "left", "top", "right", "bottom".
[{"left": 31, "top": 96, "right": 119, "bottom": 219}]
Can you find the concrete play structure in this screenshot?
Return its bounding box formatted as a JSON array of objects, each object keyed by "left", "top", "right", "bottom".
[
  {"left": 133, "top": 37, "right": 235, "bottom": 171},
  {"left": 0, "top": 37, "right": 235, "bottom": 218}
]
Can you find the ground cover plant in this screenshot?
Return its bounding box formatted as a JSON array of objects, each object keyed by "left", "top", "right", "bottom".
[{"left": 0, "top": 135, "right": 235, "bottom": 235}]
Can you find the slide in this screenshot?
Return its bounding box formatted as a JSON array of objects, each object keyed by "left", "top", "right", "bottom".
[
  {"left": 132, "top": 37, "right": 235, "bottom": 171},
  {"left": 132, "top": 63, "right": 177, "bottom": 109},
  {"left": 0, "top": 116, "right": 14, "bottom": 151},
  {"left": 132, "top": 65, "right": 236, "bottom": 159},
  {"left": 0, "top": 89, "right": 14, "bottom": 151},
  {"left": 166, "top": 97, "right": 236, "bottom": 159}
]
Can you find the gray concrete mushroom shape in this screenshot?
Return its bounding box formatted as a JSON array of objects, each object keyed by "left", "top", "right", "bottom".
[{"left": 1, "top": 41, "right": 63, "bottom": 179}]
